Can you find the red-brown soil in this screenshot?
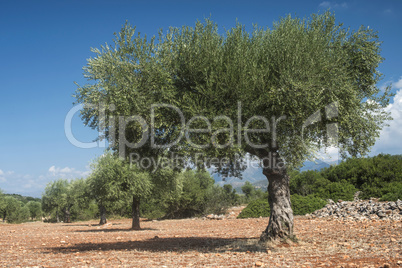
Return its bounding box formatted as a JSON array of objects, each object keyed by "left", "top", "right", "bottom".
[{"left": 0, "top": 212, "right": 401, "bottom": 267}]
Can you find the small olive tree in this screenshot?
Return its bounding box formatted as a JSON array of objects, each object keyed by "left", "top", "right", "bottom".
[{"left": 88, "top": 152, "right": 152, "bottom": 229}]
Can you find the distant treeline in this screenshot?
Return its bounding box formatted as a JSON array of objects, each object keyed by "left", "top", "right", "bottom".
[
  {"left": 1, "top": 153, "right": 401, "bottom": 223},
  {"left": 0, "top": 192, "right": 42, "bottom": 223}
]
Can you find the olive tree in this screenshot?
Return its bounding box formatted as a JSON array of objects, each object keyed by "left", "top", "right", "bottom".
[
  {"left": 75, "top": 12, "right": 392, "bottom": 241},
  {"left": 88, "top": 152, "right": 152, "bottom": 229},
  {"left": 42, "top": 179, "right": 69, "bottom": 222},
  {"left": 26, "top": 201, "right": 42, "bottom": 220}
]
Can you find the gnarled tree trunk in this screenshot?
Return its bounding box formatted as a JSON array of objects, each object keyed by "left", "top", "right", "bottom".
[
  {"left": 132, "top": 196, "right": 141, "bottom": 230},
  {"left": 99, "top": 204, "right": 107, "bottom": 225},
  {"left": 260, "top": 165, "right": 294, "bottom": 242},
  {"left": 63, "top": 207, "right": 71, "bottom": 223},
  {"left": 56, "top": 209, "right": 60, "bottom": 223}
]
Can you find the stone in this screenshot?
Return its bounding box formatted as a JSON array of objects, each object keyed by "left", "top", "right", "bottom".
[
  {"left": 255, "top": 261, "right": 263, "bottom": 267},
  {"left": 310, "top": 194, "right": 402, "bottom": 221}
]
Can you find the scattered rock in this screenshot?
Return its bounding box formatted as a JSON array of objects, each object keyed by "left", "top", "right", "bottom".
[
  {"left": 255, "top": 261, "right": 263, "bottom": 267},
  {"left": 311, "top": 198, "right": 402, "bottom": 221},
  {"left": 205, "top": 214, "right": 226, "bottom": 220}
]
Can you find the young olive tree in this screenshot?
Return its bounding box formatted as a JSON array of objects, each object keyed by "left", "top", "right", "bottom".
[
  {"left": 42, "top": 179, "right": 70, "bottom": 222},
  {"left": 88, "top": 152, "right": 152, "bottom": 229},
  {"left": 75, "top": 12, "right": 392, "bottom": 241},
  {"left": 26, "top": 201, "right": 42, "bottom": 221}
]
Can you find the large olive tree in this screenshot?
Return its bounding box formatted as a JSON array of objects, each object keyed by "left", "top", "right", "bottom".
[{"left": 75, "top": 12, "right": 392, "bottom": 241}]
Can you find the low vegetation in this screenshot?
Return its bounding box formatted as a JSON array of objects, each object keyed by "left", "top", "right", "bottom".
[
  {"left": 239, "top": 154, "right": 402, "bottom": 218},
  {"left": 1, "top": 153, "right": 400, "bottom": 223}
]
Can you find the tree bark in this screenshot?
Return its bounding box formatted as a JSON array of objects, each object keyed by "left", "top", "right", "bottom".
[
  {"left": 99, "top": 204, "right": 107, "bottom": 225},
  {"left": 132, "top": 196, "right": 141, "bottom": 230},
  {"left": 63, "top": 207, "right": 71, "bottom": 223},
  {"left": 56, "top": 209, "right": 60, "bottom": 223},
  {"left": 260, "top": 164, "right": 294, "bottom": 242}
]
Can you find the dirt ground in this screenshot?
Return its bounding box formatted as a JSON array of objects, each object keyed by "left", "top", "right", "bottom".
[{"left": 0, "top": 209, "right": 401, "bottom": 267}]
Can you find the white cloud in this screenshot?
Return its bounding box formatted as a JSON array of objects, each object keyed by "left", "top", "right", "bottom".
[
  {"left": 371, "top": 88, "right": 402, "bottom": 155},
  {"left": 48, "top": 165, "right": 91, "bottom": 179},
  {"left": 0, "top": 169, "right": 7, "bottom": 183},
  {"left": 0, "top": 165, "right": 91, "bottom": 197},
  {"left": 394, "top": 77, "right": 402, "bottom": 89},
  {"left": 319, "top": 1, "right": 348, "bottom": 9},
  {"left": 319, "top": 1, "right": 331, "bottom": 8},
  {"left": 315, "top": 146, "right": 340, "bottom": 164}
]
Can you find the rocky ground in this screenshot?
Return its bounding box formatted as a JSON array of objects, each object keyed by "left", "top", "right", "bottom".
[
  {"left": 309, "top": 198, "right": 402, "bottom": 221},
  {"left": 0, "top": 206, "right": 401, "bottom": 267}
]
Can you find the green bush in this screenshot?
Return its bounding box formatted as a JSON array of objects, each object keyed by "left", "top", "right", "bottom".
[
  {"left": 237, "top": 199, "right": 270, "bottom": 218},
  {"left": 8, "top": 204, "right": 31, "bottom": 223},
  {"left": 238, "top": 194, "right": 327, "bottom": 218},
  {"left": 290, "top": 154, "right": 402, "bottom": 201},
  {"left": 204, "top": 185, "right": 231, "bottom": 215},
  {"left": 318, "top": 180, "right": 357, "bottom": 201},
  {"left": 291, "top": 194, "right": 327, "bottom": 215},
  {"left": 379, "top": 182, "right": 402, "bottom": 201}
]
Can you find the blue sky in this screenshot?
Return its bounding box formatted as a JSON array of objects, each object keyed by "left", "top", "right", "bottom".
[{"left": 0, "top": 0, "right": 401, "bottom": 197}]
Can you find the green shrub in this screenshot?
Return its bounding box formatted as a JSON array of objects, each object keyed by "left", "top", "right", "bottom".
[
  {"left": 291, "top": 194, "right": 327, "bottom": 215},
  {"left": 238, "top": 194, "right": 327, "bottom": 218},
  {"left": 379, "top": 182, "right": 402, "bottom": 201},
  {"left": 204, "top": 185, "right": 231, "bottom": 215},
  {"left": 318, "top": 180, "right": 357, "bottom": 201},
  {"left": 237, "top": 199, "right": 270, "bottom": 219}
]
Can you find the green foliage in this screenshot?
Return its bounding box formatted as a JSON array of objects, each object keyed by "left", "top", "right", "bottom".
[
  {"left": 1, "top": 197, "right": 31, "bottom": 223},
  {"left": 318, "top": 181, "right": 357, "bottom": 201},
  {"left": 7, "top": 205, "right": 31, "bottom": 223},
  {"left": 379, "top": 182, "right": 402, "bottom": 201},
  {"left": 26, "top": 201, "right": 42, "bottom": 220},
  {"left": 88, "top": 152, "right": 149, "bottom": 205},
  {"left": 237, "top": 199, "right": 270, "bottom": 219},
  {"left": 241, "top": 182, "right": 255, "bottom": 200},
  {"left": 290, "top": 194, "right": 327, "bottom": 215},
  {"left": 71, "top": 200, "right": 99, "bottom": 221},
  {"left": 0, "top": 190, "right": 41, "bottom": 223},
  {"left": 204, "top": 185, "right": 231, "bottom": 215},
  {"left": 41, "top": 178, "right": 78, "bottom": 222},
  {"left": 290, "top": 154, "right": 402, "bottom": 201},
  {"left": 75, "top": 12, "right": 392, "bottom": 178},
  {"left": 4, "top": 194, "right": 40, "bottom": 204},
  {"left": 222, "top": 184, "right": 240, "bottom": 206},
  {"left": 238, "top": 194, "right": 327, "bottom": 218},
  {"left": 164, "top": 169, "right": 215, "bottom": 218},
  {"left": 241, "top": 181, "right": 267, "bottom": 203},
  {"left": 1, "top": 196, "right": 20, "bottom": 222}
]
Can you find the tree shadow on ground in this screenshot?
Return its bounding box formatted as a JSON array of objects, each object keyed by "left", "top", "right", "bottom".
[
  {"left": 61, "top": 223, "right": 123, "bottom": 227},
  {"left": 44, "top": 236, "right": 270, "bottom": 254},
  {"left": 74, "top": 227, "right": 158, "bottom": 233}
]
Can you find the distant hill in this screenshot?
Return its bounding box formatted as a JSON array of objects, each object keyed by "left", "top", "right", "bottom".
[
  {"left": 4, "top": 193, "right": 41, "bottom": 204},
  {"left": 300, "top": 159, "right": 339, "bottom": 171},
  {"left": 213, "top": 158, "right": 339, "bottom": 192}
]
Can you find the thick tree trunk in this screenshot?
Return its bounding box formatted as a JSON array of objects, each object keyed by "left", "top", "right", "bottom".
[
  {"left": 260, "top": 167, "right": 294, "bottom": 242},
  {"left": 56, "top": 210, "right": 60, "bottom": 223},
  {"left": 132, "top": 196, "right": 141, "bottom": 230},
  {"left": 99, "top": 204, "right": 107, "bottom": 225}
]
